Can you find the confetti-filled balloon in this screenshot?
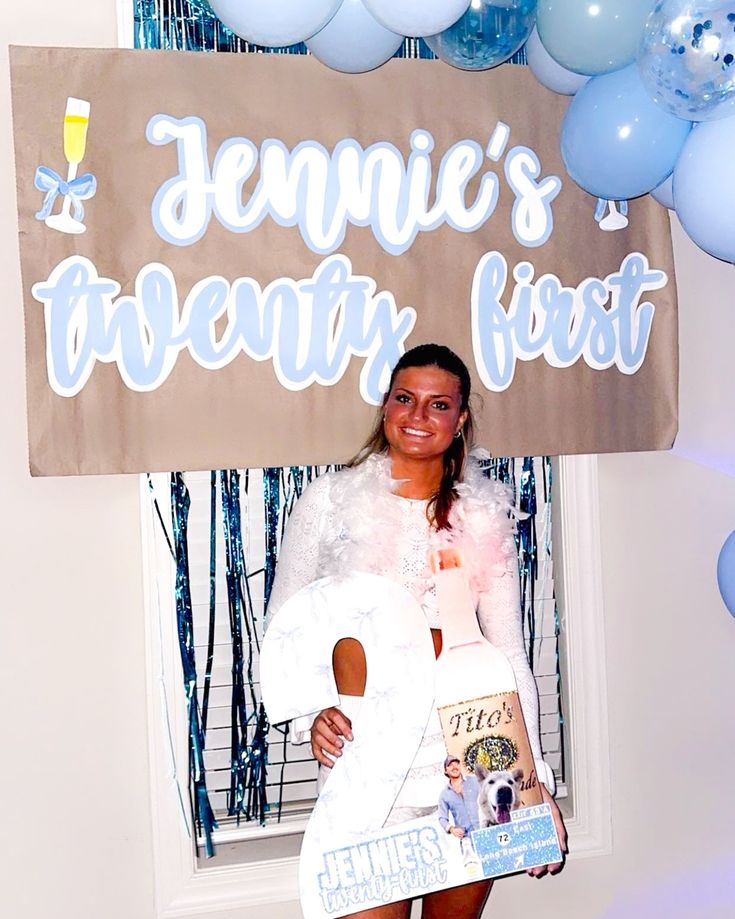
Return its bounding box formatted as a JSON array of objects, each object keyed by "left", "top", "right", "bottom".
[
  {"left": 717, "top": 530, "right": 735, "bottom": 616},
  {"left": 425, "top": 0, "right": 537, "bottom": 70},
  {"left": 561, "top": 64, "right": 692, "bottom": 199},
  {"left": 537, "top": 0, "right": 651, "bottom": 75},
  {"left": 363, "top": 0, "right": 471, "bottom": 38},
  {"left": 638, "top": 0, "right": 735, "bottom": 121},
  {"left": 306, "top": 0, "right": 404, "bottom": 72},
  {"left": 525, "top": 25, "right": 590, "bottom": 93},
  {"left": 208, "top": 0, "right": 342, "bottom": 47},
  {"left": 674, "top": 117, "right": 735, "bottom": 261}
]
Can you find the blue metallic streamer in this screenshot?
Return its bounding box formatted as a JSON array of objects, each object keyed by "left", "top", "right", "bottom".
[
  {"left": 147, "top": 473, "right": 175, "bottom": 560},
  {"left": 220, "top": 469, "right": 269, "bottom": 824},
  {"left": 517, "top": 457, "right": 538, "bottom": 671},
  {"left": 170, "top": 472, "right": 218, "bottom": 857},
  {"left": 200, "top": 471, "right": 217, "bottom": 734},
  {"left": 483, "top": 456, "right": 539, "bottom": 672},
  {"left": 262, "top": 468, "right": 281, "bottom": 613}
]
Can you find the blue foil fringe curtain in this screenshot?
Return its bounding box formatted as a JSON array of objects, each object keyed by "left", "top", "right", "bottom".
[
  {"left": 136, "top": 0, "right": 541, "bottom": 854},
  {"left": 162, "top": 460, "right": 548, "bottom": 854},
  {"left": 161, "top": 466, "right": 337, "bottom": 853}
]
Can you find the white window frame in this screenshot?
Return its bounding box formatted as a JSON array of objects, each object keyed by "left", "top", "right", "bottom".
[{"left": 141, "top": 454, "right": 611, "bottom": 917}]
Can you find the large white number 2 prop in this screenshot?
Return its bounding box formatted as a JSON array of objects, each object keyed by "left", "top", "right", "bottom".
[{"left": 261, "top": 573, "right": 437, "bottom": 914}]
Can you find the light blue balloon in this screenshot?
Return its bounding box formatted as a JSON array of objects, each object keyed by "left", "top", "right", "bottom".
[
  {"left": 537, "top": 0, "right": 651, "bottom": 75},
  {"left": 638, "top": 0, "right": 735, "bottom": 122},
  {"left": 561, "top": 64, "right": 692, "bottom": 198},
  {"left": 674, "top": 118, "right": 735, "bottom": 261},
  {"left": 651, "top": 173, "right": 675, "bottom": 209},
  {"left": 306, "top": 0, "right": 404, "bottom": 73},
  {"left": 525, "top": 25, "right": 590, "bottom": 93},
  {"left": 363, "top": 0, "right": 471, "bottom": 38},
  {"left": 717, "top": 530, "right": 735, "bottom": 616},
  {"left": 208, "top": 0, "right": 342, "bottom": 47},
  {"left": 425, "top": 0, "right": 537, "bottom": 70}
]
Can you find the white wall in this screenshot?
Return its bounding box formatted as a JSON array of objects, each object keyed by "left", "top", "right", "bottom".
[
  {"left": 2, "top": 4, "right": 734, "bottom": 918},
  {"left": 0, "top": 4, "right": 153, "bottom": 918}
]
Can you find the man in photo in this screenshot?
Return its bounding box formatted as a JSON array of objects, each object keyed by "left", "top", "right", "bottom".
[{"left": 438, "top": 755, "right": 481, "bottom": 838}]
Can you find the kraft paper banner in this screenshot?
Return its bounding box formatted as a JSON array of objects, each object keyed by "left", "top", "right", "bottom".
[{"left": 10, "top": 47, "right": 678, "bottom": 475}]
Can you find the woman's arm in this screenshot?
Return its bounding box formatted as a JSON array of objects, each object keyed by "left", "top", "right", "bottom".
[
  {"left": 477, "top": 569, "right": 568, "bottom": 875},
  {"left": 476, "top": 570, "right": 556, "bottom": 794},
  {"left": 266, "top": 473, "right": 332, "bottom": 743},
  {"left": 266, "top": 473, "right": 331, "bottom": 620}
]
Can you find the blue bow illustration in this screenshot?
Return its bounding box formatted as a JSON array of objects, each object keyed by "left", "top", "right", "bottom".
[{"left": 34, "top": 166, "right": 97, "bottom": 222}]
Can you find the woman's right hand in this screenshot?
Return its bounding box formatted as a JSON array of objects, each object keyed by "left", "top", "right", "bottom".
[{"left": 310, "top": 706, "right": 354, "bottom": 768}]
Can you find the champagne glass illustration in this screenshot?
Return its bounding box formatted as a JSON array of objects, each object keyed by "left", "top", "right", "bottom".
[
  {"left": 595, "top": 197, "right": 629, "bottom": 232},
  {"left": 44, "top": 97, "right": 93, "bottom": 234}
]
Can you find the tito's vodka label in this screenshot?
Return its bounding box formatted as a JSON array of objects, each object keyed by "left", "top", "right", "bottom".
[{"left": 432, "top": 548, "right": 542, "bottom": 811}]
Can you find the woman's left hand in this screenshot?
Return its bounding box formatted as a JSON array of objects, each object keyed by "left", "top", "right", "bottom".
[{"left": 527, "top": 783, "right": 568, "bottom": 878}]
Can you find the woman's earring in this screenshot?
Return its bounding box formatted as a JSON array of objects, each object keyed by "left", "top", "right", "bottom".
[{"left": 454, "top": 430, "right": 462, "bottom": 439}]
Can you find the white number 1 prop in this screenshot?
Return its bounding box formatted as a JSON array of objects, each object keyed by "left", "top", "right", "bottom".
[{"left": 260, "top": 573, "right": 437, "bottom": 916}]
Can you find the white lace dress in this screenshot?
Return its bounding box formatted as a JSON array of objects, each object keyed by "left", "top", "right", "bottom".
[{"left": 267, "top": 453, "right": 555, "bottom": 823}]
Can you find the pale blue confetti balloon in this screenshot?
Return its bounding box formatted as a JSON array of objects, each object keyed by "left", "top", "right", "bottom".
[
  {"left": 638, "top": 0, "right": 735, "bottom": 120},
  {"left": 425, "top": 0, "right": 538, "bottom": 71}
]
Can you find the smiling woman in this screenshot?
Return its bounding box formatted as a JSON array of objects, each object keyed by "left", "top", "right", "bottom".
[
  {"left": 348, "top": 344, "right": 474, "bottom": 530},
  {"left": 383, "top": 366, "right": 467, "bottom": 469},
  {"left": 266, "top": 342, "right": 567, "bottom": 917}
]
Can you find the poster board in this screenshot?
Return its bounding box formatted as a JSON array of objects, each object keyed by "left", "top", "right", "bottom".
[{"left": 261, "top": 572, "right": 561, "bottom": 918}]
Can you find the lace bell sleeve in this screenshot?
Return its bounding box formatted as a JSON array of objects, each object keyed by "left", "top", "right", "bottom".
[{"left": 266, "top": 473, "right": 332, "bottom": 744}]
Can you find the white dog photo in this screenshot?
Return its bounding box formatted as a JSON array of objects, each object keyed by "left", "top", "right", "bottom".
[{"left": 475, "top": 764, "right": 524, "bottom": 827}]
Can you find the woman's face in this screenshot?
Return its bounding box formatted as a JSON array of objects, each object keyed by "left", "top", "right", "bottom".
[{"left": 383, "top": 365, "right": 467, "bottom": 464}]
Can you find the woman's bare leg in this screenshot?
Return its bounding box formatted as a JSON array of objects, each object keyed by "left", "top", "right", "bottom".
[{"left": 420, "top": 879, "right": 493, "bottom": 919}]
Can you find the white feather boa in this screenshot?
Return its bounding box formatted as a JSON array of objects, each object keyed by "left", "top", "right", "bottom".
[{"left": 320, "top": 451, "right": 519, "bottom": 597}]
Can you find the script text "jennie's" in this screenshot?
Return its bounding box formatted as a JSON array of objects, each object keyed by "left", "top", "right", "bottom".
[{"left": 146, "top": 117, "right": 561, "bottom": 254}]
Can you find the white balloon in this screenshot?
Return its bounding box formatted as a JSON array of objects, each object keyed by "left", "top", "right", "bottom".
[
  {"left": 209, "top": 0, "right": 343, "bottom": 47},
  {"left": 363, "top": 0, "right": 471, "bottom": 38},
  {"left": 307, "top": 0, "right": 404, "bottom": 73},
  {"left": 525, "top": 27, "right": 589, "bottom": 96}
]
